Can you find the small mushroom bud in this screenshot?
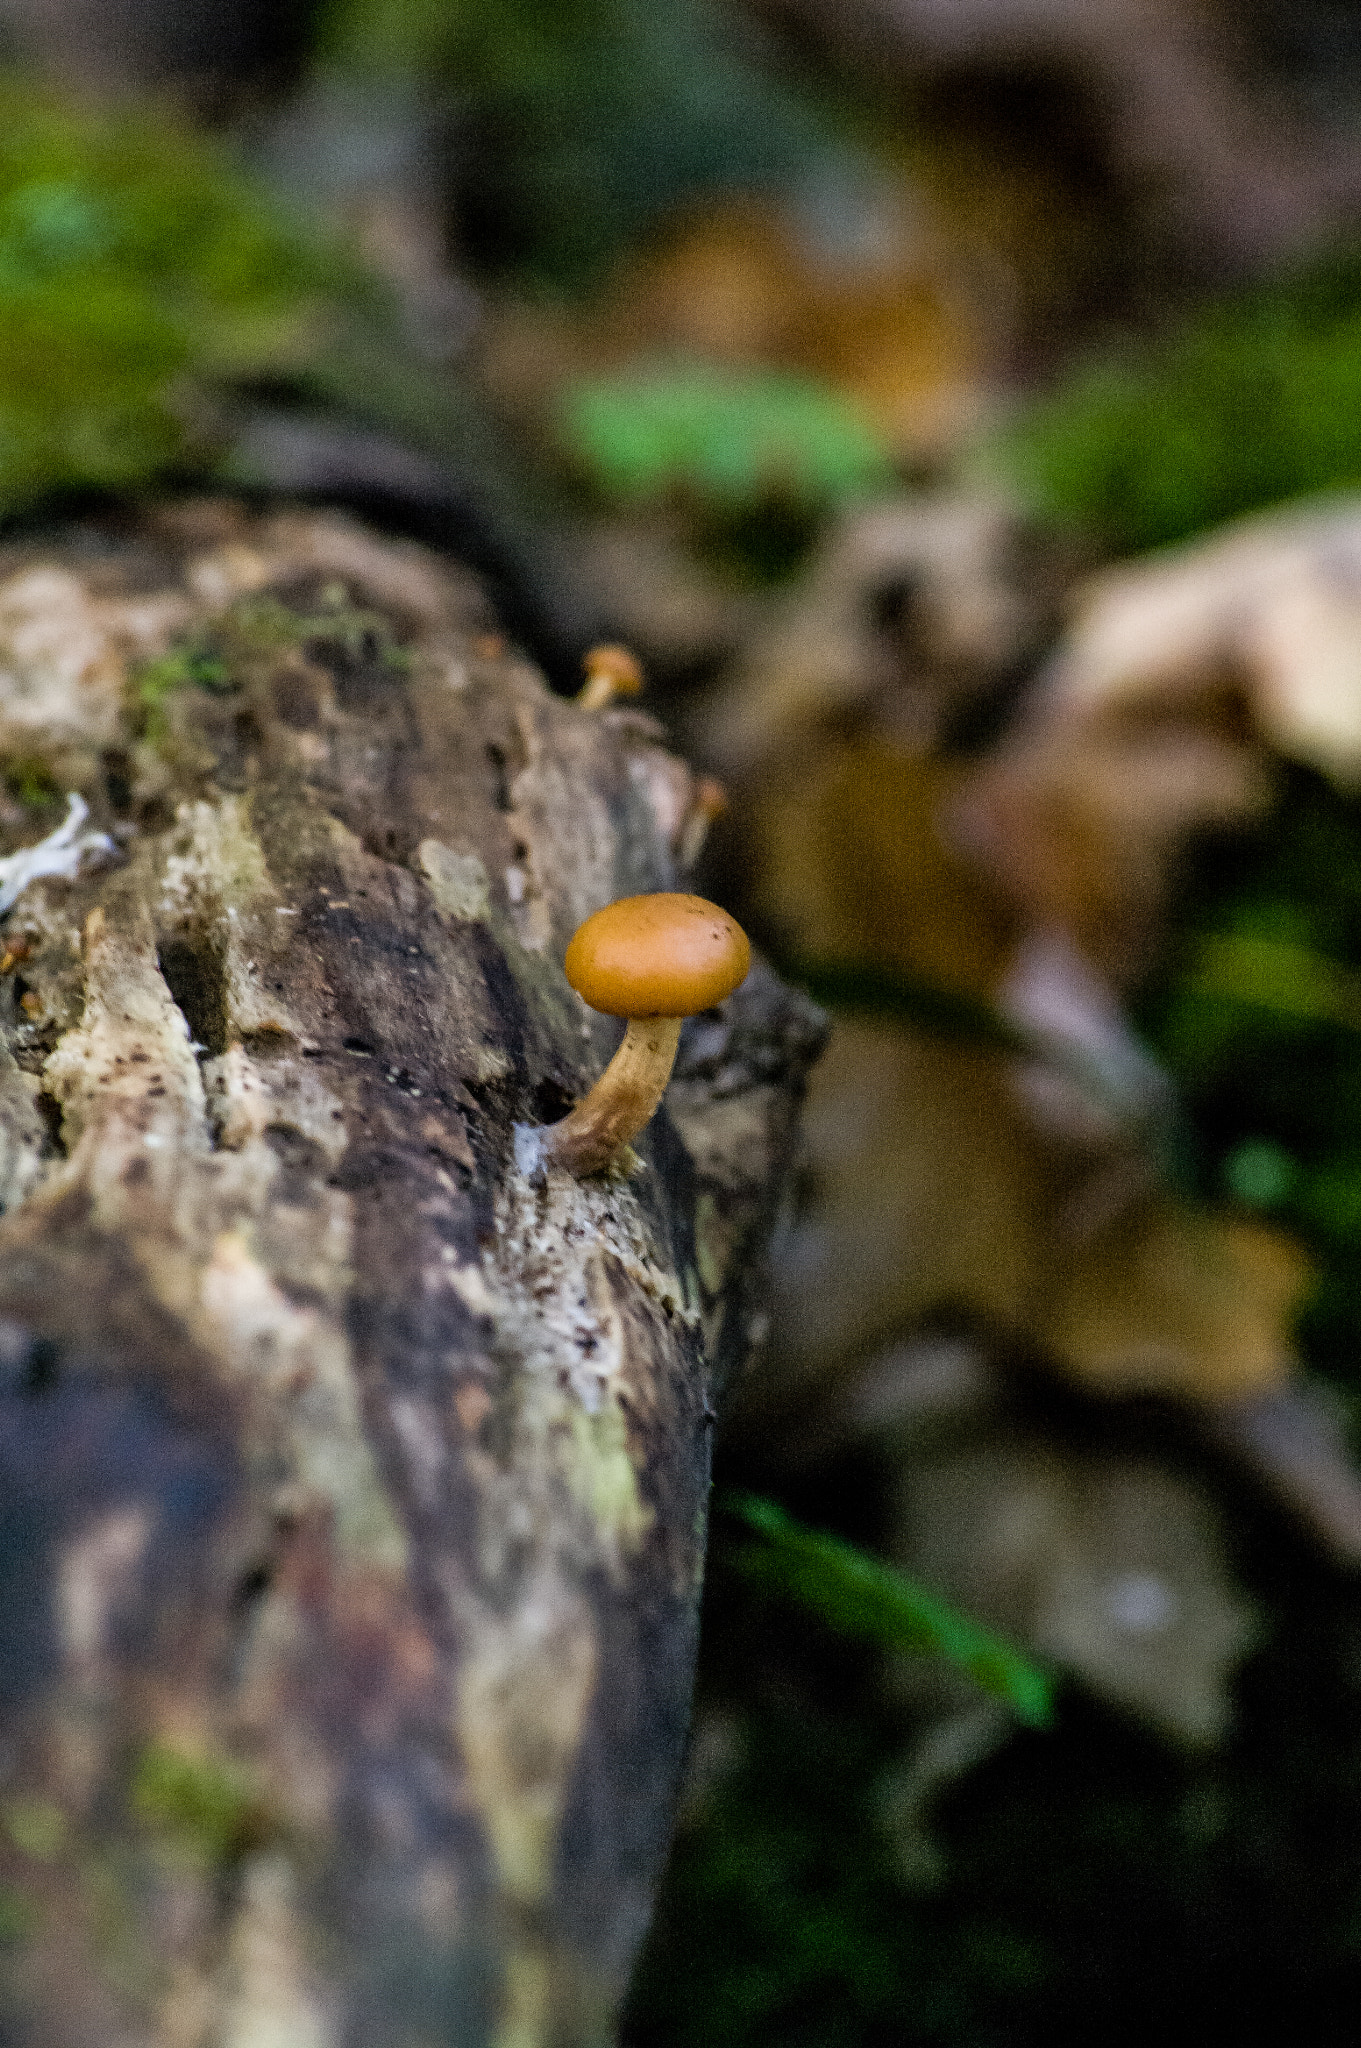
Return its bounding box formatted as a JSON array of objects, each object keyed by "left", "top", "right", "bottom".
[
  {"left": 577, "top": 643, "right": 644, "bottom": 711},
  {"left": 522, "top": 893, "right": 750, "bottom": 1177},
  {"left": 677, "top": 773, "right": 728, "bottom": 870}
]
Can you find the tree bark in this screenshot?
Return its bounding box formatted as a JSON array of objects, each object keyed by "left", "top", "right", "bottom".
[{"left": 0, "top": 501, "right": 824, "bottom": 2046}]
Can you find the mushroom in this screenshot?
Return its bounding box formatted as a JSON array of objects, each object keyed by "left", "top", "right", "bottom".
[
  {"left": 526, "top": 892, "right": 750, "bottom": 1176},
  {"left": 577, "top": 643, "right": 644, "bottom": 711},
  {"left": 677, "top": 773, "right": 729, "bottom": 870}
]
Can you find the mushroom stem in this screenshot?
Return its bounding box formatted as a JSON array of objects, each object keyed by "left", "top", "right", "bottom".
[
  {"left": 576, "top": 671, "right": 620, "bottom": 711},
  {"left": 541, "top": 1015, "right": 683, "bottom": 1175},
  {"left": 576, "top": 643, "right": 643, "bottom": 712}
]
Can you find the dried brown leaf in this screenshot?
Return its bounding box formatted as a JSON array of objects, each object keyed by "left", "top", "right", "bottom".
[{"left": 1037, "top": 1198, "right": 1309, "bottom": 1402}]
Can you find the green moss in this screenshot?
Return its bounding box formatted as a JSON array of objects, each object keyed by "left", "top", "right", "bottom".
[
  {"left": 216, "top": 587, "right": 410, "bottom": 673},
  {"left": 135, "top": 642, "right": 231, "bottom": 720},
  {"left": 0, "top": 76, "right": 346, "bottom": 518},
  {"left": 130, "top": 640, "right": 230, "bottom": 742},
  {"left": 1000, "top": 250, "right": 1361, "bottom": 553},
  {"left": 563, "top": 1401, "right": 654, "bottom": 1553},
  {"left": 1, "top": 756, "right": 63, "bottom": 813},
  {"left": 0, "top": 1884, "right": 38, "bottom": 1944},
  {"left": 130, "top": 1742, "right": 259, "bottom": 1865},
  {"left": 1, "top": 1796, "right": 66, "bottom": 1861},
  {"left": 131, "top": 583, "right": 409, "bottom": 740}
]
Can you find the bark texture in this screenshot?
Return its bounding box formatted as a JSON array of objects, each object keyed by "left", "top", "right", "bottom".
[{"left": 0, "top": 502, "right": 824, "bottom": 2046}]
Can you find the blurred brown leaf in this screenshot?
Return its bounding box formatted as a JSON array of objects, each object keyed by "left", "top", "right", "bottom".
[
  {"left": 749, "top": 741, "right": 1013, "bottom": 997},
  {"left": 953, "top": 503, "right": 1361, "bottom": 985},
  {"left": 711, "top": 495, "right": 1040, "bottom": 764},
  {"left": 479, "top": 198, "right": 996, "bottom": 464},
  {"left": 1038, "top": 1200, "right": 1309, "bottom": 1402},
  {"left": 1046, "top": 500, "right": 1361, "bottom": 785},
  {"left": 888, "top": 1435, "right": 1259, "bottom": 1746},
  {"left": 720, "top": 496, "right": 1312, "bottom": 1424},
  {"left": 614, "top": 201, "right": 989, "bottom": 457}
]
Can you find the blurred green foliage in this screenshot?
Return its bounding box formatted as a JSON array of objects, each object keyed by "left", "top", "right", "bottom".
[
  {"left": 725, "top": 1492, "right": 1053, "bottom": 1727},
  {"left": 1, "top": 756, "right": 62, "bottom": 815},
  {"left": 630, "top": 1684, "right": 1053, "bottom": 2048},
  {"left": 131, "top": 1742, "right": 259, "bottom": 1864},
  {"left": 560, "top": 361, "right": 894, "bottom": 508},
  {"left": 1003, "top": 252, "right": 1361, "bottom": 554},
  {"left": 1, "top": 1797, "right": 66, "bottom": 1862},
  {"left": 1137, "top": 769, "right": 1361, "bottom": 1370},
  {"left": 0, "top": 77, "right": 348, "bottom": 515},
  {"left": 0, "top": 73, "right": 582, "bottom": 664},
  {"left": 630, "top": 1618, "right": 1361, "bottom": 2048},
  {"left": 317, "top": 0, "right": 843, "bottom": 289}
]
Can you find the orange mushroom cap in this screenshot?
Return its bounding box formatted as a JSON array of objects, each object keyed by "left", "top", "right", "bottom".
[
  {"left": 564, "top": 893, "right": 750, "bottom": 1018},
  {"left": 582, "top": 644, "right": 643, "bottom": 694}
]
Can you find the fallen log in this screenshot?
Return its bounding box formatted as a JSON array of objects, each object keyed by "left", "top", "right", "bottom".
[{"left": 0, "top": 501, "right": 824, "bottom": 2046}]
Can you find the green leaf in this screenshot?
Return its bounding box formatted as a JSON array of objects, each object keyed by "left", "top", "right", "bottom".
[
  {"left": 559, "top": 361, "right": 894, "bottom": 508},
  {"left": 720, "top": 1491, "right": 1054, "bottom": 1727},
  {"left": 1184, "top": 931, "right": 1361, "bottom": 1034}
]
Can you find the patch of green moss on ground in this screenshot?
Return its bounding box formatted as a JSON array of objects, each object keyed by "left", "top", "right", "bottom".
[
  {"left": 1134, "top": 767, "right": 1361, "bottom": 1376},
  {"left": 0, "top": 77, "right": 346, "bottom": 516},
  {"left": 629, "top": 1470, "right": 1361, "bottom": 2048},
  {"left": 1001, "top": 251, "right": 1361, "bottom": 554}
]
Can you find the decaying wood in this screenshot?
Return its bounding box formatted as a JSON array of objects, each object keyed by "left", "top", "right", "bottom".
[{"left": 0, "top": 502, "right": 825, "bottom": 2046}]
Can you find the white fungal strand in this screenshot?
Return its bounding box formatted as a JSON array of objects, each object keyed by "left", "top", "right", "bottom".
[{"left": 0, "top": 792, "right": 114, "bottom": 916}]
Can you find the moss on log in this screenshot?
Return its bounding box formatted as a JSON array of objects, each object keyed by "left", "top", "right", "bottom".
[{"left": 0, "top": 502, "right": 824, "bottom": 2046}]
